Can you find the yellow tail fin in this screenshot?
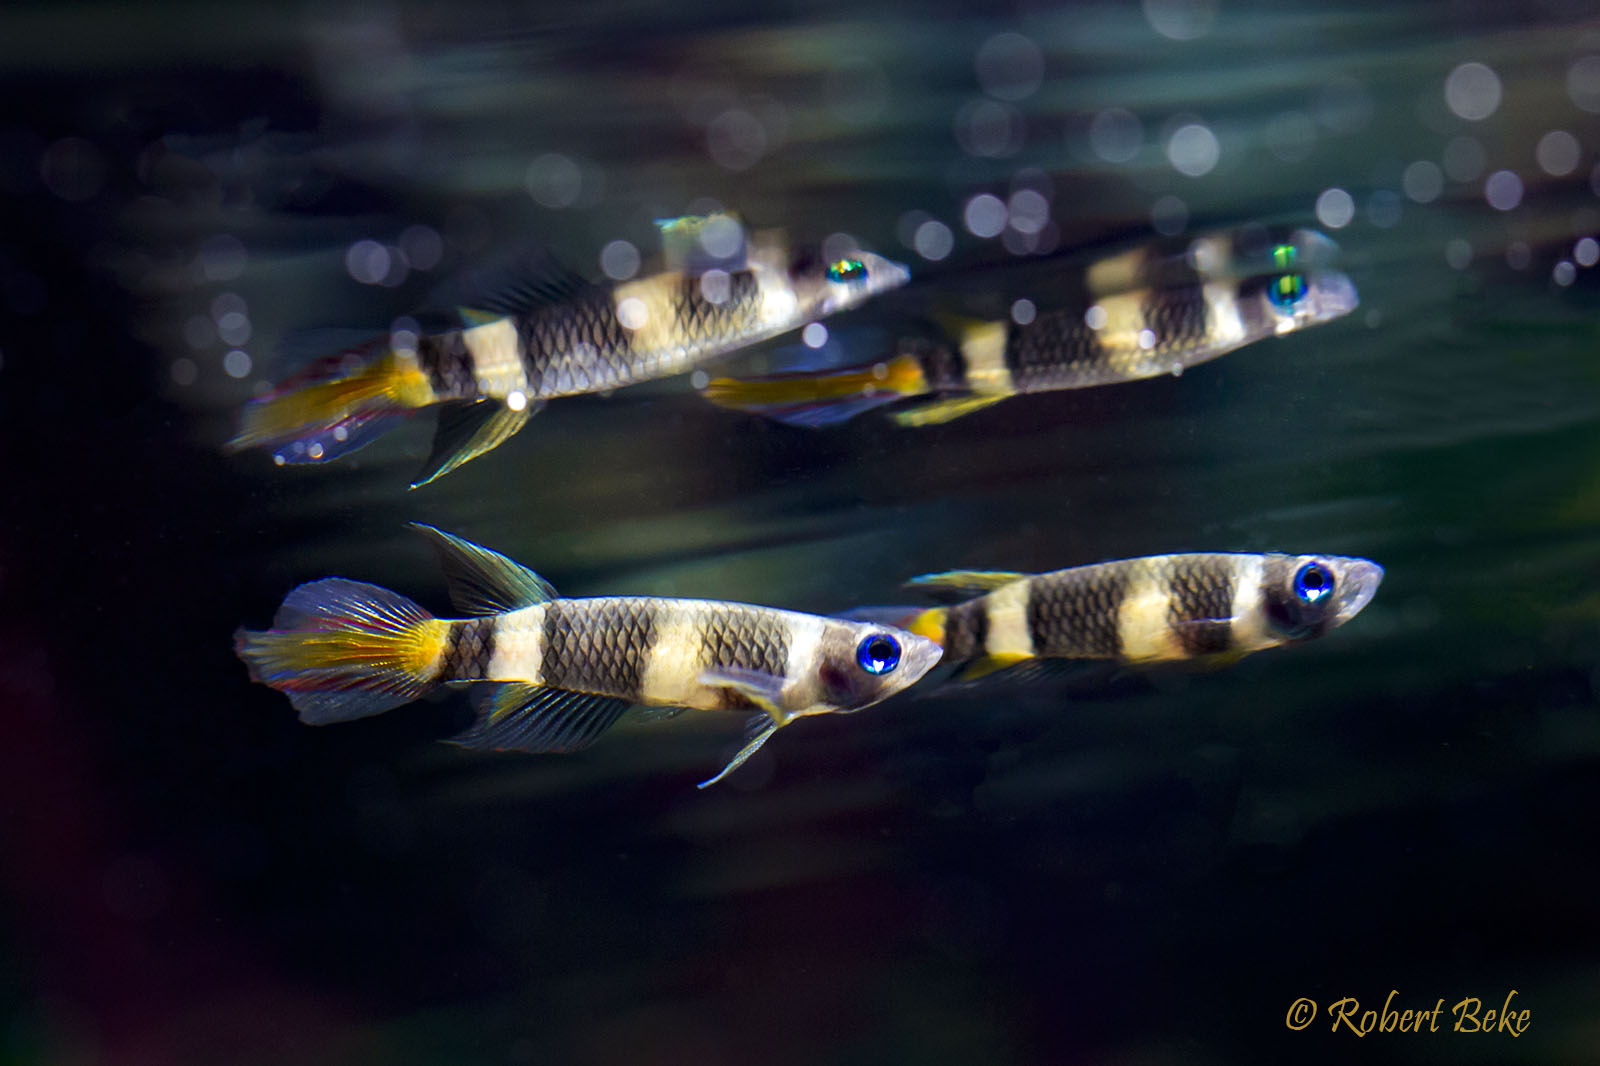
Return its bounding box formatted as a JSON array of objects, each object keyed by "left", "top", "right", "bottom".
[
  {"left": 235, "top": 578, "right": 449, "bottom": 724},
  {"left": 226, "top": 350, "right": 436, "bottom": 462}
]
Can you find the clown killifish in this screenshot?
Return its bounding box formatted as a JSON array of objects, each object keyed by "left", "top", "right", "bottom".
[
  {"left": 234, "top": 525, "right": 942, "bottom": 787},
  {"left": 856, "top": 553, "right": 1382, "bottom": 682},
  {"left": 1078, "top": 225, "right": 1340, "bottom": 298},
  {"left": 700, "top": 267, "right": 1357, "bottom": 428},
  {"left": 226, "top": 214, "right": 910, "bottom": 486}
]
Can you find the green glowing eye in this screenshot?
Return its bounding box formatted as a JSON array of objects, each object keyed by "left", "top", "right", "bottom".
[
  {"left": 1271, "top": 243, "right": 1297, "bottom": 270},
  {"left": 826, "top": 258, "right": 867, "bottom": 282},
  {"left": 1267, "top": 272, "right": 1308, "bottom": 309}
]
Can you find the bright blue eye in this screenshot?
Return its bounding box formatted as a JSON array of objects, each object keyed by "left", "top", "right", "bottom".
[
  {"left": 1267, "top": 273, "right": 1308, "bottom": 310},
  {"left": 826, "top": 258, "right": 867, "bottom": 283},
  {"left": 1294, "top": 562, "right": 1333, "bottom": 605},
  {"left": 856, "top": 633, "right": 900, "bottom": 675}
]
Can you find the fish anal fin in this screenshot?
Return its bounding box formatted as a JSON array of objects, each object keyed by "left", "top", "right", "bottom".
[
  {"left": 409, "top": 523, "right": 558, "bottom": 614},
  {"left": 954, "top": 652, "right": 1031, "bottom": 682},
  {"left": 411, "top": 399, "right": 539, "bottom": 488},
  {"left": 889, "top": 393, "right": 1007, "bottom": 427},
  {"left": 451, "top": 683, "right": 632, "bottom": 754}
]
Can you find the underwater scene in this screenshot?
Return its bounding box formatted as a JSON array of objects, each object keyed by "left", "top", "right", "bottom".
[{"left": 4, "top": 0, "right": 1600, "bottom": 1062}]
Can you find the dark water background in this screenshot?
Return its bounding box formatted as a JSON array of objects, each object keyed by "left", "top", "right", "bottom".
[{"left": 5, "top": 1, "right": 1600, "bottom": 1063}]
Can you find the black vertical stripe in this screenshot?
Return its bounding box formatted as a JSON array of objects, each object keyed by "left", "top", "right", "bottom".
[
  {"left": 443, "top": 617, "right": 497, "bottom": 680},
  {"left": 1028, "top": 569, "right": 1124, "bottom": 659},
  {"left": 944, "top": 601, "right": 987, "bottom": 662},
  {"left": 539, "top": 598, "right": 658, "bottom": 700},
  {"left": 1139, "top": 285, "right": 1210, "bottom": 354},
  {"left": 698, "top": 606, "right": 789, "bottom": 684},
  {"left": 673, "top": 270, "right": 761, "bottom": 339},
  {"left": 1166, "top": 558, "right": 1235, "bottom": 655},
  {"left": 419, "top": 332, "right": 478, "bottom": 399}
]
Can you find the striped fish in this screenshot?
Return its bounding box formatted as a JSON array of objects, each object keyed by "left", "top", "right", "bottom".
[
  {"left": 226, "top": 214, "right": 911, "bottom": 486},
  {"left": 862, "top": 553, "right": 1382, "bottom": 681},
  {"left": 699, "top": 267, "right": 1357, "bottom": 427},
  {"left": 1078, "top": 225, "right": 1339, "bottom": 298},
  {"left": 234, "top": 525, "right": 943, "bottom": 787}
]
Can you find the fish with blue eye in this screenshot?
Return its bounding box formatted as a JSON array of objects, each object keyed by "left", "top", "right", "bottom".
[
  {"left": 841, "top": 552, "right": 1384, "bottom": 684},
  {"left": 699, "top": 265, "right": 1359, "bottom": 429}
]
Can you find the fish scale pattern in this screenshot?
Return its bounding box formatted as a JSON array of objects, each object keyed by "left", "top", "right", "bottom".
[
  {"left": 1025, "top": 566, "right": 1129, "bottom": 658},
  {"left": 696, "top": 602, "right": 790, "bottom": 680},
  {"left": 1162, "top": 556, "right": 1237, "bottom": 655},
  {"left": 443, "top": 618, "right": 496, "bottom": 680},
  {"left": 1139, "top": 286, "right": 1210, "bottom": 355},
  {"left": 541, "top": 597, "right": 659, "bottom": 699},
  {"left": 521, "top": 293, "right": 636, "bottom": 393}
]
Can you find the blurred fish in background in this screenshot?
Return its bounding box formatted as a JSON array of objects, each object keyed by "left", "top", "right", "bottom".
[
  {"left": 699, "top": 226, "right": 1357, "bottom": 427},
  {"left": 225, "top": 212, "right": 910, "bottom": 485}
]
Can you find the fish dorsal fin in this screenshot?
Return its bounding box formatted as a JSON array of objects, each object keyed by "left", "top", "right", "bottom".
[
  {"left": 457, "top": 307, "right": 504, "bottom": 328},
  {"left": 409, "top": 523, "right": 557, "bottom": 614},
  {"left": 698, "top": 709, "right": 782, "bottom": 789},
  {"left": 451, "top": 683, "right": 632, "bottom": 753},
  {"left": 889, "top": 393, "right": 1007, "bottom": 427},
  {"left": 411, "top": 398, "right": 541, "bottom": 489},
  {"left": 656, "top": 212, "right": 748, "bottom": 275},
  {"left": 432, "top": 249, "right": 599, "bottom": 319},
  {"left": 905, "top": 570, "right": 1029, "bottom": 601}
]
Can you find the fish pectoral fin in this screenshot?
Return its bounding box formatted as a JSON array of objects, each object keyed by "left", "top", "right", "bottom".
[
  {"left": 905, "top": 570, "right": 1030, "bottom": 600},
  {"left": 889, "top": 393, "right": 1008, "bottom": 427},
  {"left": 409, "top": 523, "right": 558, "bottom": 613},
  {"left": 449, "top": 683, "right": 634, "bottom": 754},
  {"left": 697, "top": 667, "right": 787, "bottom": 718},
  {"left": 412, "top": 398, "right": 540, "bottom": 489},
  {"left": 953, "top": 652, "right": 1032, "bottom": 683},
  {"left": 697, "top": 713, "right": 781, "bottom": 789}
]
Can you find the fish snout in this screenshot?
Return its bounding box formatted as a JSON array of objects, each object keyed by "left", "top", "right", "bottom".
[
  {"left": 1331, "top": 557, "right": 1384, "bottom": 626},
  {"left": 1309, "top": 270, "right": 1360, "bottom": 321}
]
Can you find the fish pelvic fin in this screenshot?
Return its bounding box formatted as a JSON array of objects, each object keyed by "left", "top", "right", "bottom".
[
  {"left": 234, "top": 578, "right": 449, "bottom": 724},
  {"left": 226, "top": 346, "right": 436, "bottom": 463},
  {"left": 698, "top": 710, "right": 782, "bottom": 789},
  {"left": 699, "top": 352, "right": 929, "bottom": 428}
]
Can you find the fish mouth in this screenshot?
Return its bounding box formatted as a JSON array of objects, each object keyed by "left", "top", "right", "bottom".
[{"left": 1331, "top": 557, "right": 1384, "bottom": 625}]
